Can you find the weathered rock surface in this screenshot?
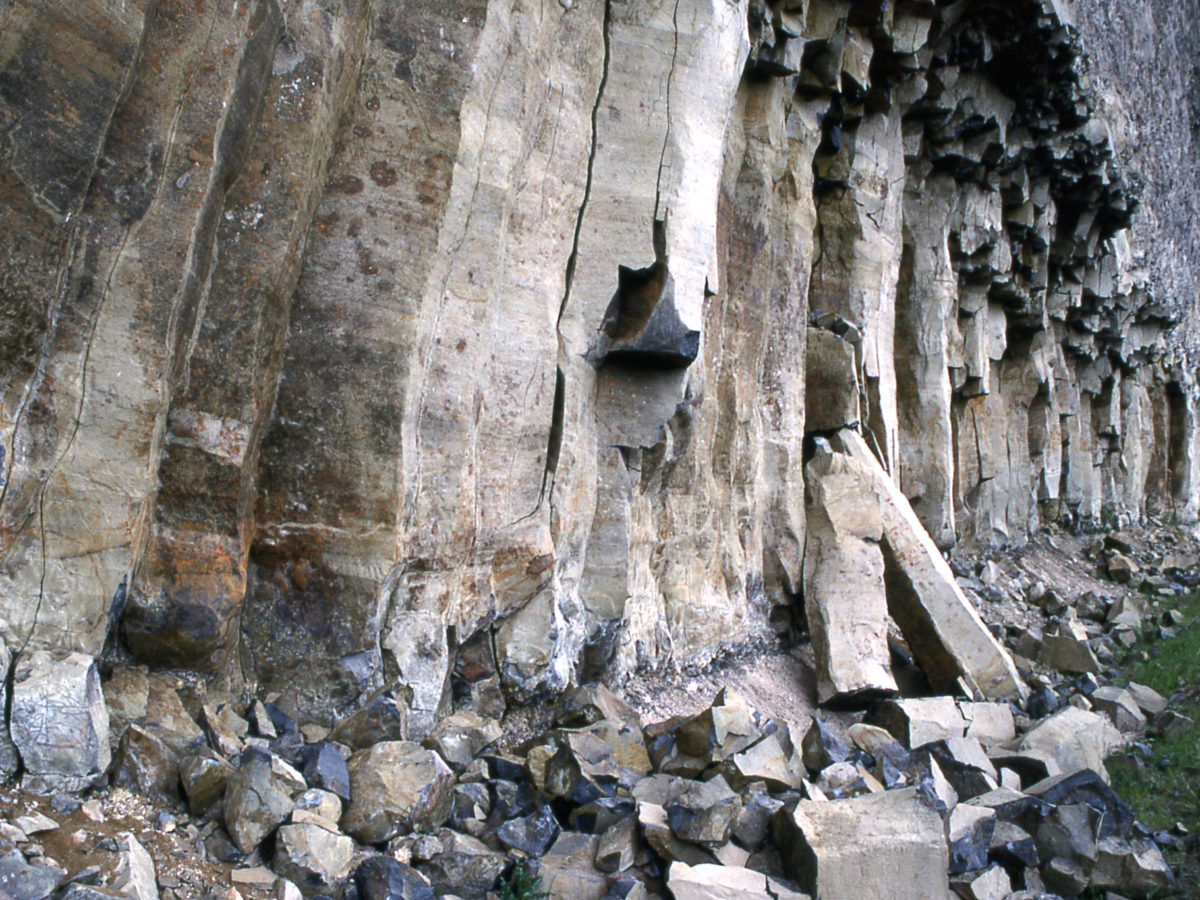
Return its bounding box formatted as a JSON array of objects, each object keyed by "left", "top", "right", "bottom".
[
  {"left": 668, "top": 861, "right": 806, "bottom": 899},
  {"left": 837, "top": 431, "right": 1026, "bottom": 701},
  {"left": 0, "top": 0, "right": 1196, "bottom": 733},
  {"left": 274, "top": 823, "right": 355, "bottom": 894},
  {"left": 223, "top": 750, "right": 303, "bottom": 854},
  {"left": 1017, "top": 708, "right": 1122, "bottom": 782}
]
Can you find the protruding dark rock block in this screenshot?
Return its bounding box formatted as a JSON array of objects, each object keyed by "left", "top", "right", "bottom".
[{"left": 591, "top": 223, "right": 700, "bottom": 369}]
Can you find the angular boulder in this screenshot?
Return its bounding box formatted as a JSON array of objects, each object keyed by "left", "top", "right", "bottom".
[
  {"left": 1090, "top": 686, "right": 1147, "bottom": 733},
  {"left": 667, "top": 861, "right": 803, "bottom": 899},
  {"left": 417, "top": 829, "right": 507, "bottom": 897},
  {"left": 866, "top": 696, "right": 965, "bottom": 749},
  {"left": 353, "top": 857, "right": 435, "bottom": 900},
  {"left": 342, "top": 741, "right": 454, "bottom": 843},
  {"left": 11, "top": 651, "right": 110, "bottom": 793},
  {"left": 327, "top": 679, "right": 412, "bottom": 750},
  {"left": 180, "top": 751, "right": 234, "bottom": 816},
  {"left": 1017, "top": 708, "right": 1121, "bottom": 782},
  {"left": 534, "top": 832, "right": 610, "bottom": 900},
  {"left": 774, "top": 786, "right": 950, "bottom": 900},
  {"left": 111, "top": 833, "right": 157, "bottom": 900},
  {"left": 1090, "top": 836, "right": 1174, "bottom": 897},
  {"left": 1038, "top": 619, "right": 1101, "bottom": 675},
  {"left": 423, "top": 710, "right": 501, "bottom": 773},
  {"left": 274, "top": 823, "right": 355, "bottom": 894},
  {"left": 224, "top": 749, "right": 303, "bottom": 854},
  {"left": 111, "top": 723, "right": 179, "bottom": 802}
]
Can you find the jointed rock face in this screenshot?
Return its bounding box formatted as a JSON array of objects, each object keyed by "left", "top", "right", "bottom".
[{"left": 1, "top": 0, "right": 1199, "bottom": 736}]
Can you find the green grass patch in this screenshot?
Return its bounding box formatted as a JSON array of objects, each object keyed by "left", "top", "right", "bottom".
[{"left": 1106, "top": 588, "right": 1200, "bottom": 891}]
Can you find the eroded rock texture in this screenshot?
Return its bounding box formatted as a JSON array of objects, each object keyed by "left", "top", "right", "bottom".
[{"left": 1, "top": 0, "right": 1198, "bottom": 721}]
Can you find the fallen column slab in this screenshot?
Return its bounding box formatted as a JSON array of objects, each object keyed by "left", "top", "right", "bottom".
[
  {"left": 803, "top": 449, "right": 899, "bottom": 706},
  {"left": 773, "top": 787, "right": 952, "bottom": 900},
  {"left": 834, "top": 430, "right": 1027, "bottom": 701}
]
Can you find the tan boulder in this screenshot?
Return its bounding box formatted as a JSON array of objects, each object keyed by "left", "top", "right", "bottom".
[
  {"left": 668, "top": 861, "right": 804, "bottom": 899},
  {"left": 776, "top": 787, "right": 951, "bottom": 900},
  {"left": 1038, "top": 619, "right": 1101, "bottom": 675},
  {"left": 1016, "top": 708, "right": 1121, "bottom": 781},
  {"left": 866, "top": 696, "right": 965, "bottom": 749},
  {"left": 342, "top": 741, "right": 454, "bottom": 843}
]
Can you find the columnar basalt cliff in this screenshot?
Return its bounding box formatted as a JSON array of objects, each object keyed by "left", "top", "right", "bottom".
[{"left": 1, "top": 0, "right": 1198, "bottom": 726}]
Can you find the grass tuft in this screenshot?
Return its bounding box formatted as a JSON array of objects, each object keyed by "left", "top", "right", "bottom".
[{"left": 1106, "top": 588, "right": 1200, "bottom": 892}]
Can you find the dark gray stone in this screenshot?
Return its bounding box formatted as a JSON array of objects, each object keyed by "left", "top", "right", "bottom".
[
  {"left": 301, "top": 742, "right": 352, "bottom": 801},
  {"left": 497, "top": 805, "right": 561, "bottom": 858},
  {"left": 0, "top": 849, "right": 66, "bottom": 900},
  {"left": 354, "top": 857, "right": 435, "bottom": 900}
]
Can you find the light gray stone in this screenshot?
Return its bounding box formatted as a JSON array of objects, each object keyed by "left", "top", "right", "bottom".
[
  {"left": 836, "top": 431, "right": 1026, "bottom": 701},
  {"left": 803, "top": 450, "right": 898, "bottom": 705},
  {"left": 111, "top": 833, "right": 158, "bottom": 900},
  {"left": 274, "top": 823, "right": 355, "bottom": 894},
  {"left": 11, "top": 651, "right": 110, "bottom": 793}
]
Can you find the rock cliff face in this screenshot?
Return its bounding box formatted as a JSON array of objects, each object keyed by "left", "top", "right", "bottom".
[{"left": 2, "top": 0, "right": 1198, "bottom": 724}]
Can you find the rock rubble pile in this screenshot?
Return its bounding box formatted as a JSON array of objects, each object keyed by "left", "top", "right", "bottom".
[{"left": 0, "top": 525, "right": 1195, "bottom": 900}]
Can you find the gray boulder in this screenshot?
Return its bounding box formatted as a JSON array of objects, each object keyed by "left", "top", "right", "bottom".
[{"left": 11, "top": 651, "right": 110, "bottom": 793}]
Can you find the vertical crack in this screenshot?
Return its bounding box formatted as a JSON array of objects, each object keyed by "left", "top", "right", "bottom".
[
  {"left": 556, "top": 0, "right": 612, "bottom": 328},
  {"left": 539, "top": 0, "right": 612, "bottom": 509},
  {"left": 653, "top": 0, "right": 681, "bottom": 222}
]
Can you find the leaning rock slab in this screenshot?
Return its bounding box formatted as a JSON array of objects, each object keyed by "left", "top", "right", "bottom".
[
  {"left": 803, "top": 449, "right": 899, "bottom": 705},
  {"left": 836, "top": 431, "right": 1026, "bottom": 701},
  {"left": 342, "top": 741, "right": 454, "bottom": 843},
  {"left": 774, "top": 787, "right": 950, "bottom": 900},
  {"left": 11, "top": 651, "right": 110, "bottom": 793}
]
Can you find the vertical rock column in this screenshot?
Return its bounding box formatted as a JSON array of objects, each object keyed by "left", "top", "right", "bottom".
[
  {"left": 895, "top": 169, "right": 958, "bottom": 550},
  {"left": 808, "top": 109, "right": 906, "bottom": 476},
  {"left": 803, "top": 448, "right": 897, "bottom": 706},
  {"left": 1, "top": 0, "right": 282, "bottom": 655},
  {"left": 383, "top": 0, "right": 606, "bottom": 731},
  {"left": 531, "top": 0, "right": 752, "bottom": 689},
  {"left": 124, "top": 0, "right": 373, "bottom": 678},
  {"left": 243, "top": 0, "right": 494, "bottom": 717}
]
